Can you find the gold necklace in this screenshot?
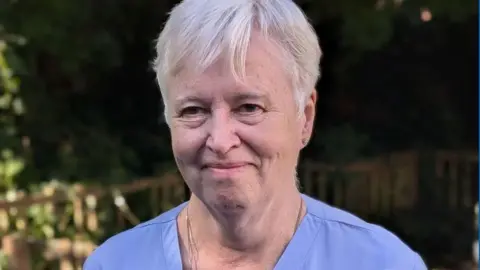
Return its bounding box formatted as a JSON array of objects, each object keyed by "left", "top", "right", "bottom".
[
  {"left": 185, "top": 206, "right": 198, "bottom": 269},
  {"left": 185, "top": 199, "right": 304, "bottom": 269}
]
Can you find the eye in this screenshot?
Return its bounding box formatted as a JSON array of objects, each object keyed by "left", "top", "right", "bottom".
[
  {"left": 236, "top": 103, "right": 264, "bottom": 115},
  {"left": 180, "top": 106, "right": 208, "bottom": 117}
]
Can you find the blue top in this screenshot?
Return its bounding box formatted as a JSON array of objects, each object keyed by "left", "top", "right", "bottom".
[{"left": 84, "top": 194, "right": 427, "bottom": 269}]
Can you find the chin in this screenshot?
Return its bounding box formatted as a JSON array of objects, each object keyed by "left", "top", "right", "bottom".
[
  {"left": 193, "top": 172, "right": 257, "bottom": 214},
  {"left": 206, "top": 188, "right": 248, "bottom": 215},
  {"left": 213, "top": 199, "right": 246, "bottom": 217}
]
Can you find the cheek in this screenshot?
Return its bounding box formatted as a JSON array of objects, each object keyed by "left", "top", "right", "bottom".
[
  {"left": 171, "top": 127, "right": 206, "bottom": 164},
  {"left": 237, "top": 122, "right": 300, "bottom": 161}
]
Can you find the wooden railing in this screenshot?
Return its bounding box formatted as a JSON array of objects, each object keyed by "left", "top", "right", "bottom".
[
  {"left": 300, "top": 150, "right": 478, "bottom": 215},
  {"left": 434, "top": 150, "right": 478, "bottom": 210},
  {"left": 0, "top": 171, "right": 185, "bottom": 270},
  {"left": 300, "top": 149, "right": 478, "bottom": 269}
]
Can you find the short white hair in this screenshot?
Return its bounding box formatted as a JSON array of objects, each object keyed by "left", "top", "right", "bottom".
[{"left": 153, "top": 0, "right": 322, "bottom": 122}]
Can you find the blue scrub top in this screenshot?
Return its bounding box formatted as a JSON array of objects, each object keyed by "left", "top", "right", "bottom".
[{"left": 84, "top": 194, "right": 427, "bottom": 269}]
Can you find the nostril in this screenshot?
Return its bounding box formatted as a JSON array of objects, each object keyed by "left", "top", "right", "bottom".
[{"left": 206, "top": 132, "right": 241, "bottom": 156}]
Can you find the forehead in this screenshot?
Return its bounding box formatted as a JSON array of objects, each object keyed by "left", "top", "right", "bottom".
[{"left": 168, "top": 34, "right": 291, "bottom": 99}]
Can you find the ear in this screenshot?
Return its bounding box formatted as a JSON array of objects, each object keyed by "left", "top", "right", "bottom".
[{"left": 301, "top": 89, "right": 317, "bottom": 148}]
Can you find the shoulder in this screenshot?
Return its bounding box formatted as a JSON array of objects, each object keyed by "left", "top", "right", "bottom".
[
  {"left": 302, "top": 194, "right": 427, "bottom": 269},
  {"left": 83, "top": 202, "right": 186, "bottom": 269}
]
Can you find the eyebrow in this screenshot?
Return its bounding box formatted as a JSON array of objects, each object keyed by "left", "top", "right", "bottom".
[
  {"left": 231, "top": 92, "right": 269, "bottom": 103},
  {"left": 173, "top": 94, "right": 208, "bottom": 108},
  {"left": 173, "top": 91, "right": 270, "bottom": 108}
]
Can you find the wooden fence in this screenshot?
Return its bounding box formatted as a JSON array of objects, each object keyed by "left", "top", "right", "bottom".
[
  {"left": 0, "top": 172, "right": 185, "bottom": 270},
  {"left": 300, "top": 149, "right": 478, "bottom": 269},
  {"left": 300, "top": 150, "right": 478, "bottom": 216}
]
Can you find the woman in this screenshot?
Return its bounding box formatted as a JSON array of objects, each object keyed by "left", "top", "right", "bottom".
[{"left": 84, "top": 0, "right": 427, "bottom": 269}]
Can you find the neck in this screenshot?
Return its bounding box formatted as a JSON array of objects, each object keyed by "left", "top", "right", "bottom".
[{"left": 183, "top": 187, "right": 304, "bottom": 265}]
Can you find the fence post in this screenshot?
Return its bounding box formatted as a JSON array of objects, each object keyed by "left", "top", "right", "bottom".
[
  {"left": 85, "top": 195, "right": 98, "bottom": 232},
  {"left": 161, "top": 182, "right": 170, "bottom": 211},
  {"left": 2, "top": 233, "right": 31, "bottom": 270}
]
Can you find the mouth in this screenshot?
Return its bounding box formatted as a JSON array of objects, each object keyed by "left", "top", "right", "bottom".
[{"left": 201, "top": 162, "right": 249, "bottom": 172}]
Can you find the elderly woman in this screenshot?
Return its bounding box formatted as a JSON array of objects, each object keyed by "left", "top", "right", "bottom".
[{"left": 84, "top": 0, "right": 427, "bottom": 269}]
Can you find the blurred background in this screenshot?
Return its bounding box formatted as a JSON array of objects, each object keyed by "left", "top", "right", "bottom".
[{"left": 0, "top": 0, "right": 478, "bottom": 269}]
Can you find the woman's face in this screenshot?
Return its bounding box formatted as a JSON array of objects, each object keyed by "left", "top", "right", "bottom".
[{"left": 167, "top": 34, "right": 316, "bottom": 214}]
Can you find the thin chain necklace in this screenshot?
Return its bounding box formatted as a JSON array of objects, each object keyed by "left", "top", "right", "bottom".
[{"left": 185, "top": 199, "right": 304, "bottom": 269}]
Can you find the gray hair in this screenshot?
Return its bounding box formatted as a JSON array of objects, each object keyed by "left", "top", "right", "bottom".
[{"left": 153, "top": 0, "right": 322, "bottom": 122}]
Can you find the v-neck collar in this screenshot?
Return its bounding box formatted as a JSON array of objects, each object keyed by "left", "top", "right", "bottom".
[
  {"left": 273, "top": 194, "right": 316, "bottom": 269},
  {"left": 166, "top": 195, "right": 317, "bottom": 270}
]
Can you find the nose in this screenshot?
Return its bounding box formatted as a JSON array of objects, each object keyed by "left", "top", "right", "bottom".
[{"left": 206, "top": 111, "right": 240, "bottom": 156}]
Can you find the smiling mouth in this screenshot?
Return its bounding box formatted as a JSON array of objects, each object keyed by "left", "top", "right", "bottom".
[{"left": 202, "top": 163, "right": 249, "bottom": 171}]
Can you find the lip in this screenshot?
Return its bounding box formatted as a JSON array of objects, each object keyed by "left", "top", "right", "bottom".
[{"left": 202, "top": 162, "right": 249, "bottom": 170}]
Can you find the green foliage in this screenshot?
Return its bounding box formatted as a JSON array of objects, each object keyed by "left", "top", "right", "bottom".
[
  {"left": 0, "top": 35, "right": 25, "bottom": 190},
  {"left": 0, "top": 1, "right": 144, "bottom": 187},
  {"left": 0, "top": 251, "right": 8, "bottom": 270},
  {"left": 303, "top": 0, "right": 477, "bottom": 50}
]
